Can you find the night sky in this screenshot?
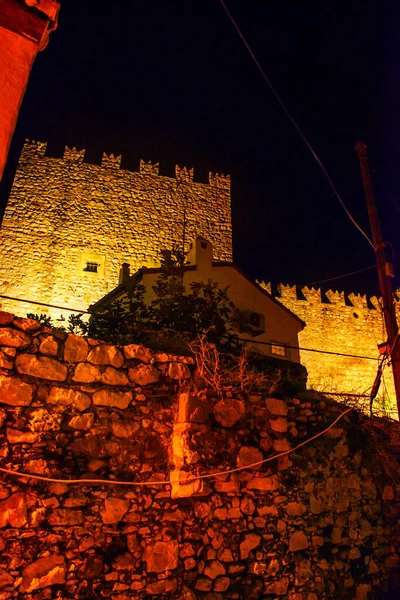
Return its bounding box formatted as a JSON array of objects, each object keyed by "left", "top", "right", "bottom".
[{"left": 1, "top": 0, "right": 399, "bottom": 297}]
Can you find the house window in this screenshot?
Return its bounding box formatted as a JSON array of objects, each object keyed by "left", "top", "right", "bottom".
[
  {"left": 271, "top": 343, "right": 286, "bottom": 357},
  {"left": 84, "top": 261, "right": 99, "bottom": 273},
  {"left": 201, "top": 241, "right": 207, "bottom": 249}
]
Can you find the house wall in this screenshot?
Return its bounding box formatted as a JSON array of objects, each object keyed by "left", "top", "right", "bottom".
[
  {"left": 0, "top": 139, "right": 232, "bottom": 320},
  {"left": 113, "top": 264, "right": 302, "bottom": 363},
  {"left": 0, "top": 312, "right": 399, "bottom": 599}
]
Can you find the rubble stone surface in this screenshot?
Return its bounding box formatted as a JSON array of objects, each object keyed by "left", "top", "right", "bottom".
[{"left": 0, "top": 313, "right": 398, "bottom": 599}]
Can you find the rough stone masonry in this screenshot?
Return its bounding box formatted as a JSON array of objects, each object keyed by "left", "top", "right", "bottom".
[
  {"left": 0, "top": 311, "right": 399, "bottom": 599},
  {"left": 0, "top": 139, "right": 232, "bottom": 320}
]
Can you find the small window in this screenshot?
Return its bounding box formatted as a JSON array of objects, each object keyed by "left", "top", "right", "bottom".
[
  {"left": 84, "top": 261, "right": 99, "bottom": 273},
  {"left": 201, "top": 241, "right": 207, "bottom": 249},
  {"left": 271, "top": 343, "right": 286, "bottom": 357}
]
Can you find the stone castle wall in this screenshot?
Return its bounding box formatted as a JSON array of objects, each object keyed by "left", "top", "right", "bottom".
[
  {"left": 0, "top": 140, "right": 232, "bottom": 319},
  {"left": 260, "top": 282, "right": 399, "bottom": 415},
  {"left": 0, "top": 312, "right": 399, "bottom": 599},
  {"left": 1, "top": 139, "right": 399, "bottom": 413}
]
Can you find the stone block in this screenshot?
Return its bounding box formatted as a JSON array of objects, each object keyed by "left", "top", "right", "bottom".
[
  {"left": 213, "top": 398, "right": 245, "bottom": 427},
  {"left": 64, "top": 334, "right": 88, "bottom": 362},
  {"left": 289, "top": 531, "right": 309, "bottom": 552},
  {"left": 265, "top": 397, "right": 288, "bottom": 416},
  {"left": 0, "top": 375, "right": 33, "bottom": 406},
  {"left": 246, "top": 475, "right": 279, "bottom": 492},
  {"left": 128, "top": 364, "right": 160, "bottom": 385},
  {"left": 0, "top": 327, "right": 30, "bottom": 348},
  {"left": 87, "top": 344, "right": 124, "bottom": 367},
  {"left": 240, "top": 533, "right": 261, "bottom": 559},
  {"left": 20, "top": 554, "right": 66, "bottom": 593},
  {"left": 237, "top": 446, "right": 263, "bottom": 470},
  {"left": 168, "top": 361, "right": 191, "bottom": 380},
  {"left": 72, "top": 362, "right": 102, "bottom": 383},
  {"left": 47, "top": 386, "right": 91, "bottom": 411},
  {"left": 0, "top": 492, "right": 27, "bottom": 528},
  {"left": 92, "top": 389, "right": 132, "bottom": 409},
  {"left": 142, "top": 540, "right": 178, "bottom": 573},
  {"left": 100, "top": 497, "right": 130, "bottom": 524},
  {"left": 101, "top": 366, "right": 129, "bottom": 385},
  {"left": 123, "top": 343, "right": 153, "bottom": 363},
  {"left": 16, "top": 354, "right": 67, "bottom": 381}
]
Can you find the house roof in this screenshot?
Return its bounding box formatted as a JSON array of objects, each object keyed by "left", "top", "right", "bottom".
[{"left": 89, "top": 262, "right": 305, "bottom": 329}]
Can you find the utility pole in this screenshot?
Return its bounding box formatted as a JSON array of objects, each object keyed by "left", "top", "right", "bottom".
[{"left": 355, "top": 141, "right": 400, "bottom": 417}]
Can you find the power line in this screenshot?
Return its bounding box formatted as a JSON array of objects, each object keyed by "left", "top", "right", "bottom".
[
  {"left": 372, "top": 168, "right": 400, "bottom": 217},
  {"left": 0, "top": 294, "right": 89, "bottom": 315},
  {"left": 233, "top": 336, "right": 379, "bottom": 361},
  {"left": 298, "top": 264, "right": 376, "bottom": 287},
  {"left": 217, "top": 0, "right": 374, "bottom": 250},
  {"left": 0, "top": 406, "right": 353, "bottom": 487},
  {"left": 1, "top": 292, "right": 381, "bottom": 361}
]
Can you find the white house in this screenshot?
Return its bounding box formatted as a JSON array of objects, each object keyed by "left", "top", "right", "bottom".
[{"left": 90, "top": 237, "right": 304, "bottom": 363}]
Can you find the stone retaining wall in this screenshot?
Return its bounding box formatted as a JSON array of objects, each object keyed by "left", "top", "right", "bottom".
[{"left": 0, "top": 312, "right": 399, "bottom": 599}]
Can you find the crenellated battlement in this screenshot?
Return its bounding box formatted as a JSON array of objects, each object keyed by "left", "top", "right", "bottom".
[
  {"left": 20, "top": 138, "right": 47, "bottom": 160},
  {"left": 276, "top": 283, "right": 297, "bottom": 302},
  {"left": 175, "top": 165, "right": 194, "bottom": 183},
  {"left": 140, "top": 159, "right": 159, "bottom": 176},
  {"left": 348, "top": 292, "right": 369, "bottom": 310},
  {"left": 19, "top": 140, "right": 231, "bottom": 187},
  {"left": 301, "top": 286, "right": 322, "bottom": 302},
  {"left": 101, "top": 152, "right": 122, "bottom": 169},
  {"left": 325, "top": 289, "right": 346, "bottom": 305},
  {"left": 209, "top": 172, "right": 231, "bottom": 189},
  {"left": 63, "top": 146, "right": 85, "bottom": 163},
  {"left": 258, "top": 280, "right": 396, "bottom": 315}
]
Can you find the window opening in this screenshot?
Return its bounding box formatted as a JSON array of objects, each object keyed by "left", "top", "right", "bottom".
[
  {"left": 84, "top": 261, "right": 99, "bottom": 273},
  {"left": 271, "top": 343, "right": 286, "bottom": 357}
]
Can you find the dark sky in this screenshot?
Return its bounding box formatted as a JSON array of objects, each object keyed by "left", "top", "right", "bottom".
[{"left": 2, "top": 0, "right": 399, "bottom": 297}]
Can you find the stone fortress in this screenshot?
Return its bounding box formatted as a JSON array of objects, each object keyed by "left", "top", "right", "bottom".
[
  {"left": 0, "top": 139, "right": 397, "bottom": 413},
  {"left": 0, "top": 139, "right": 232, "bottom": 318},
  {"left": 260, "top": 282, "right": 399, "bottom": 414}
]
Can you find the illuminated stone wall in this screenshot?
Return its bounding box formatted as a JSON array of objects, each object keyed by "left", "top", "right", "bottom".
[
  {"left": 261, "top": 282, "right": 399, "bottom": 415},
  {"left": 0, "top": 312, "right": 399, "bottom": 598},
  {"left": 1, "top": 138, "right": 399, "bottom": 412},
  {"left": 0, "top": 139, "right": 232, "bottom": 319}
]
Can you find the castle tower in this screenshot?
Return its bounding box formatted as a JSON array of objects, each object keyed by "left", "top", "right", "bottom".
[{"left": 0, "top": 140, "right": 232, "bottom": 319}]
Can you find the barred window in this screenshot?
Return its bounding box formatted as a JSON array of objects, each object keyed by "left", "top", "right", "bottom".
[{"left": 84, "top": 261, "right": 99, "bottom": 273}]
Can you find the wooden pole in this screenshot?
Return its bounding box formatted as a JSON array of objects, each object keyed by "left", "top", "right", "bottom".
[{"left": 355, "top": 141, "right": 400, "bottom": 417}]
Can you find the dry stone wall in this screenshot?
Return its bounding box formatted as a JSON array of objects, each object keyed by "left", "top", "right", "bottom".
[
  {"left": 260, "top": 283, "right": 400, "bottom": 416},
  {"left": 0, "top": 140, "right": 232, "bottom": 319},
  {"left": 0, "top": 312, "right": 399, "bottom": 599}
]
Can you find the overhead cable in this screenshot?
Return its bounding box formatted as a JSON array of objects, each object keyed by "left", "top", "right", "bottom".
[
  {"left": 2, "top": 293, "right": 380, "bottom": 361},
  {"left": 232, "top": 336, "right": 379, "bottom": 361},
  {"left": 0, "top": 406, "right": 353, "bottom": 487},
  {"left": 0, "top": 294, "right": 89, "bottom": 315},
  {"left": 218, "top": 0, "right": 374, "bottom": 249},
  {"left": 298, "top": 264, "right": 376, "bottom": 287}
]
